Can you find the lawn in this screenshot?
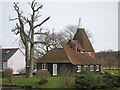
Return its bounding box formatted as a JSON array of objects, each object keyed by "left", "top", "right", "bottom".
[
  {"left": 103, "top": 69, "right": 119, "bottom": 75},
  {"left": 2, "top": 76, "right": 60, "bottom": 88}
]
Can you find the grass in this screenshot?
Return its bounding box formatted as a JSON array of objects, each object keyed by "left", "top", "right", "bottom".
[
  {"left": 1, "top": 70, "right": 120, "bottom": 88},
  {"left": 103, "top": 69, "right": 119, "bottom": 75},
  {"left": 2, "top": 76, "right": 60, "bottom": 88}
]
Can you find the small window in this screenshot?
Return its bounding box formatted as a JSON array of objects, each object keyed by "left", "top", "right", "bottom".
[
  {"left": 42, "top": 64, "right": 47, "bottom": 71},
  {"left": 84, "top": 65, "right": 88, "bottom": 68},
  {"left": 96, "top": 65, "right": 99, "bottom": 71},
  {"left": 84, "top": 65, "right": 88, "bottom": 70},
  {"left": 90, "top": 65, "right": 94, "bottom": 71},
  {"left": 88, "top": 52, "right": 91, "bottom": 56},
  {"left": 80, "top": 51, "right": 84, "bottom": 53},
  {"left": 77, "top": 65, "right": 81, "bottom": 72},
  {"left": 6, "top": 50, "right": 10, "bottom": 54}
]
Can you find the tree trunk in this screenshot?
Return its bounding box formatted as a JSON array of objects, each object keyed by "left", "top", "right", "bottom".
[
  {"left": 25, "top": 41, "right": 30, "bottom": 77},
  {"left": 28, "top": 43, "right": 34, "bottom": 77},
  {"left": 28, "top": 16, "right": 34, "bottom": 77}
]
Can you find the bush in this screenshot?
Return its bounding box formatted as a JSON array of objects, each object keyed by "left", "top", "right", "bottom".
[
  {"left": 3, "top": 68, "right": 13, "bottom": 82},
  {"left": 58, "top": 65, "right": 75, "bottom": 88},
  {"left": 96, "top": 76, "right": 103, "bottom": 85},
  {"left": 74, "top": 70, "right": 97, "bottom": 88},
  {"left": 103, "top": 73, "right": 120, "bottom": 88},
  {"left": 36, "top": 70, "right": 50, "bottom": 84}
]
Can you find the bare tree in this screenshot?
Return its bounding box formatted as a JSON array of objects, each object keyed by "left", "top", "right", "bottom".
[
  {"left": 60, "top": 25, "right": 93, "bottom": 43},
  {"left": 11, "top": 0, "right": 50, "bottom": 77},
  {"left": 35, "top": 29, "right": 65, "bottom": 58},
  {"left": 58, "top": 65, "right": 74, "bottom": 88}
]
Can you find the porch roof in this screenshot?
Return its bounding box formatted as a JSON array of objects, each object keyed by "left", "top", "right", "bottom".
[{"left": 37, "top": 48, "right": 70, "bottom": 63}]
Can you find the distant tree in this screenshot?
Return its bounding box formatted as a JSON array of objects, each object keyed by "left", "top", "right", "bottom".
[{"left": 95, "top": 50, "right": 118, "bottom": 69}]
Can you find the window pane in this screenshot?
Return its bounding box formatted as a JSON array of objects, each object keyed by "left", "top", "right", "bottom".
[
  {"left": 96, "top": 65, "right": 99, "bottom": 71},
  {"left": 77, "top": 65, "right": 81, "bottom": 72},
  {"left": 42, "top": 64, "right": 47, "bottom": 70},
  {"left": 90, "top": 65, "right": 93, "bottom": 71}
]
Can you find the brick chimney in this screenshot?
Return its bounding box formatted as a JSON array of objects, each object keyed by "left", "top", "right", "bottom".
[
  {"left": 73, "top": 44, "right": 77, "bottom": 51},
  {"left": 72, "top": 40, "right": 78, "bottom": 51}
]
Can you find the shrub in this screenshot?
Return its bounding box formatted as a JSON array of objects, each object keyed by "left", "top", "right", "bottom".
[
  {"left": 36, "top": 70, "right": 50, "bottom": 84},
  {"left": 74, "top": 70, "right": 97, "bottom": 88},
  {"left": 3, "top": 68, "right": 13, "bottom": 82},
  {"left": 103, "top": 73, "right": 120, "bottom": 88},
  {"left": 58, "top": 65, "right": 75, "bottom": 88}
]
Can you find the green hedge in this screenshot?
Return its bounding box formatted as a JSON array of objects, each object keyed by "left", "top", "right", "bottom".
[
  {"left": 74, "top": 70, "right": 120, "bottom": 89},
  {"left": 75, "top": 70, "right": 97, "bottom": 88}
]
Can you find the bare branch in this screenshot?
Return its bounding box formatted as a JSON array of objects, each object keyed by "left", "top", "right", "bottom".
[
  {"left": 34, "top": 5, "right": 43, "bottom": 12},
  {"left": 34, "top": 32, "right": 47, "bottom": 35},
  {"left": 9, "top": 18, "right": 19, "bottom": 21},
  {"left": 34, "top": 41, "right": 45, "bottom": 44},
  {"left": 20, "top": 15, "right": 30, "bottom": 23},
  {"left": 34, "top": 16, "right": 50, "bottom": 28}
]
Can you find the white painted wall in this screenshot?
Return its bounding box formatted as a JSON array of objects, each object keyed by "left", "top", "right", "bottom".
[
  {"left": 7, "top": 49, "right": 26, "bottom": 74},
  {"left": 3, "top": 62, "right": 7, "bottom": 70}
]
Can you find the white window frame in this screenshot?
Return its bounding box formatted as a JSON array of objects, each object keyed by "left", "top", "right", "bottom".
[
  {"left": 42, "top": 63, "right": 47, "bottom": 71},
  {"left": 90, "top": 65, "right": 94, "bottom": 71},
  {"left": 77, "top": 65, "right": 81, "bottom": 72},
  {"left": 96, "top": 65, "right": 99, "bottom": 71}
]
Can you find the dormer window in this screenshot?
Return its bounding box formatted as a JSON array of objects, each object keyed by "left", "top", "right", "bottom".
[
  {"left": 88, "top": 52, "right": 91, "bottom": 56},
  {"left": 80, "top": 51, "right": 84, "bottom": 53},
  {"left": 6, "top": 50, "right": 10, "bottom": 54}
]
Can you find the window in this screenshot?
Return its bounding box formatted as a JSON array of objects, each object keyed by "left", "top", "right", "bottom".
[
  {"left": 77, "top": 65, "right": 81, "bottom": 72},
  {"left": 84, "top": 65, "right": 88, "bottom": 70},
  {"left": 88, "top": 52, "right": 91, "bottom": 56},
  {"left": 84, "top": 65, "right": 88, "bottom": 68},
  {"left": 80, "top": 51, "right": 84, "bottom": 53},
  {"left": 96, "top": 65, "right": 99, "bottom": 71},
  {"left": 42, "top": 64, "right": 47, "bottom": 71},
  {"left": 90, "top": 65, "right": 94, "bottom": 71},
  {"left": 6, "top": 50, "right": 10, "bottom": 54}
]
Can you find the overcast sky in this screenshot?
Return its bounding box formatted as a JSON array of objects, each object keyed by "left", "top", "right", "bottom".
[{"left": 0, "top": 1, "right": 118, "bottom": 52}]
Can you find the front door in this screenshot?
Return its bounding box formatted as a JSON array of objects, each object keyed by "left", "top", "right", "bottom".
[{"left": 53, "top": 64, "right": 57, "bottom": 76}]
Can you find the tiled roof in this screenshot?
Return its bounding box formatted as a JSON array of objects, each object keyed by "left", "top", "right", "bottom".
[
  {"left": 2, "top": 48, "right": 19, "bottom": 62},
  {"left": 71, "top": 40, "right": 85, "bottom": 51},
  {"left": 73, "top": 28, "right": 94, "bottom": 52},
  {"left": 62, "top": 43, "right": 101, "bottom": 65},
  {"left": 38, "top": 48, "right": 70, "bottom": 63},
  {"left": 38, "top": 43, "right": 101, "bottom": 65}
]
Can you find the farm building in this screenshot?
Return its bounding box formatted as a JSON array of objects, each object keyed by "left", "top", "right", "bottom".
[{"left": 37, "top": 28, "right": 102, "bottom": 76}]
